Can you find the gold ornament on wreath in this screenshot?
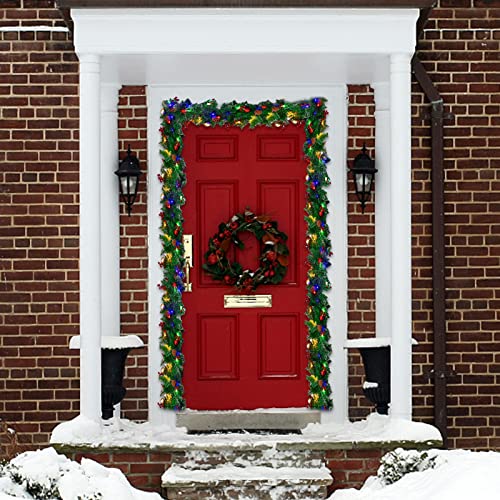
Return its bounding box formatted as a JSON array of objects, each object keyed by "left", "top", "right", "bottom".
[{"left": 203, "top": 209, "right": 289, "bottom": 291}]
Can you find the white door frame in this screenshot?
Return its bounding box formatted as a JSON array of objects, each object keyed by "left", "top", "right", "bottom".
[{"left": 147, "top": 85, "right": 348, "bottom": 428}]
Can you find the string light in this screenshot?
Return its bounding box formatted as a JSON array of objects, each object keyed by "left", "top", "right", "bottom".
[{"left": 158, "top": 97, "right": 332, "bottom": 410}]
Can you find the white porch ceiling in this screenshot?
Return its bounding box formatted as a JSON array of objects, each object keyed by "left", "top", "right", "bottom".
[{"left": 101, "top": 53, "right": 390, "bottom": 86}]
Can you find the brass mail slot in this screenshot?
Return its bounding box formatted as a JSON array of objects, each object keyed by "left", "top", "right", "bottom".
[{"left": 224, "top": 294, "right": 272, "bottom": 308}]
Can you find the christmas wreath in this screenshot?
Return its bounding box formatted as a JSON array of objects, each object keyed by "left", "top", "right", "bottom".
[{"left": 203, "top": 209, "right": 289, "bottom": 291}]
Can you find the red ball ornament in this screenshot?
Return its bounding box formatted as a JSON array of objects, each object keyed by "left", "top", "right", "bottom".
[{"left": 208, "top": 254, "right": 218, "bottom": 265}]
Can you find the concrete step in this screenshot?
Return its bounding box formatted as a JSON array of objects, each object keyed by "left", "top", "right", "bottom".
[
  {"left": 162, "top": 463, "right": 333, "bottom": 499},
  {"left": 162, "top": 446, "right": 333, "bottom": 499},
  {"left": 173, "top": 448, "right": 325, "bottom": 469}
]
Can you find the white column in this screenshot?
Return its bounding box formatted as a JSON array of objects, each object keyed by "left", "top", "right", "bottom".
[
  {"left": 79, "top": 54, "right": 102, "bottom": 422},
  {"left": 322, "top": 85, "right": 349, "bottom": 424},
  {"left": 389, "top": 53, "right": 413, "bottom": 420},
  {"left": 100, "top": 84, "right": 121, "bottom": 338},
  {"left": 373, "top": 82, "right": 392, "bottom": 340}
]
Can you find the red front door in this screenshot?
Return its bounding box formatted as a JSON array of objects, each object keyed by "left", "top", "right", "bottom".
[{"left": 182, "top": 121, "right": 308, "bottom": 409}]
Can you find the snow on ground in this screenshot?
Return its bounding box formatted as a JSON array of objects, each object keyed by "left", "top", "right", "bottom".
[
  {"left": 329, "top": 448, "right": 500, "bottom": 500},
  {"left": 0, "top": 447, "right": 161, "bottom": 500},
  {"left": 50, "top": 413, "right": 442, "bottom": 448}
]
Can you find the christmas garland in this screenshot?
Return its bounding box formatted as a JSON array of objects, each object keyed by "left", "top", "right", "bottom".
[
  {"left": 158, "top": 98, "right": 332, "bottom": 411},
  {"left": 203, "top": 209, "right": 289, "bottom": 291}
]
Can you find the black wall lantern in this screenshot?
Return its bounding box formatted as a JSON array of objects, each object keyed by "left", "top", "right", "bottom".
[
  {"left": 115, "top": 145, "right": 142, "bottom": 216},
  {"left": 349, "top": 143, "right": 377, "bottom": 213}
]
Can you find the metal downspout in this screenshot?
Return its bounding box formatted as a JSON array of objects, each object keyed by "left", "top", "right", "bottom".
[{"left": 412, "top": 55, "right": 448, "bottom": 447}]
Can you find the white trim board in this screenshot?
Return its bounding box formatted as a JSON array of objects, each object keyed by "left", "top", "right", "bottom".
[
  {"left": 71, "top": 8, "right": 418, "bottom": 86},
  {"left": 73, "top": 8, "right": 418, "bottom": 55},
  {"left": 147, "top": 85, "right": 348, "bottom": 427}
]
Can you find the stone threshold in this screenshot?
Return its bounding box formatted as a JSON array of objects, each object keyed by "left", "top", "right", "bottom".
[{"left": 177, "top": 409, "right": 320, "bottom": 432}]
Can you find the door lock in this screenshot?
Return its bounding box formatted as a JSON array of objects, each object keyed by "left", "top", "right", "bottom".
[{"left": 183, "top": 234, "right": 193, "bottom": 292}]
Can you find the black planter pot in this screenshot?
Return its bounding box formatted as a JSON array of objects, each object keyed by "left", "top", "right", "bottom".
[
  {"left": 358, "top": 346, "right": 391, "bottom": 415},
  {"left": 101, "top": 347, "right": 132, "bottom": 420}
]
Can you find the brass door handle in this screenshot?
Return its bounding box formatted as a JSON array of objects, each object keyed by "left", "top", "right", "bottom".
[
  {"left": 184, "top": 259, "right": 192, "bottom": 292},
  {"left": 183, "top": 234, "right": 193, "bottom": 292}
]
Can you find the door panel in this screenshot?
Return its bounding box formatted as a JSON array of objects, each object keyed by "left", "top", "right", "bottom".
[
  {"left": 257, "top": 134, "right": 300, "bottom": 161},
  {"left": 183, "top": 121, "right": 308, "bottom": 410},
  {"left": 198, "top": 315, "right": 239, "bottom": 380},
  {"left": 196, "top": 135, "right": 239, "bottom": 161},
  {"left": 258, "top": 181, "right": 299, "bottom": 285},
  {"left": 259, "top": 314, "right": 300, "bottom": 379},
  {"left": 197, "top": 181, "right": 238, "bottom": 286}
]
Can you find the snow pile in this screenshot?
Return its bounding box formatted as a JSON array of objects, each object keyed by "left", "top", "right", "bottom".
[
  {"left": 50, "top": 415, "right": 107, "bottom": 444},
  {"left": 329, "top": 448, "right": 500, "bottom": 500},
  {"left": 303, "top": 412, "right": 442, "bottom": 443},
  {"left": 50, "top": 416, "right": 183, "bottom": 448},
  {"left": 0, "top": 447, "right": 161, "bottom": 500}
]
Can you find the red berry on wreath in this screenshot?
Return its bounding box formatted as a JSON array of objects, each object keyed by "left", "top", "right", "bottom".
[
  {"left": 230, "top": 221, "right": 238, "bottom": 230},
  {"left": 213, "top": 238, "right": 220, "bottom": 247},
  {"left": 266, "top": 251, "right": 277, "bottom": 262},
  {"left": 208, "top": 254, "right": 218, "bottom": 265},
  {"left": 224, "top": 275, "right": 232, "bottom": 284}
]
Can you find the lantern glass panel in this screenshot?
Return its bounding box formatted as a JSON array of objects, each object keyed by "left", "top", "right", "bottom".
[
  {"left": 120, "top": 176, "right": 129, "bottom": 196},
  {"left": 355, "top": 172, "right": 372, "bottom": 194},
  {"left": 128, "top": 176, "right": 138, "bottom": 196}
]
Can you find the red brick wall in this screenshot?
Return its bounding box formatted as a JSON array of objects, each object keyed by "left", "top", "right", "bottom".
[
  {"left": 1, "top": 0, "right": 500, "bottom": 452},
  {"left": 346, "top": 2, "right": 500, "bottom": 451},
  {"left": 117, "top": 86, "right": 149, "bottom": 421},
  {"left": 0, "top": 2, "right": 80, "bottom": 449},
  {"left": 414, "top": 0, "right": 500, "bottom": 449},
  {"left": 346, "top": 85, "right": 377, "bottom": 420},
  {"left": 326, "top": 448, "right": 383, "bottom": 493}
]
